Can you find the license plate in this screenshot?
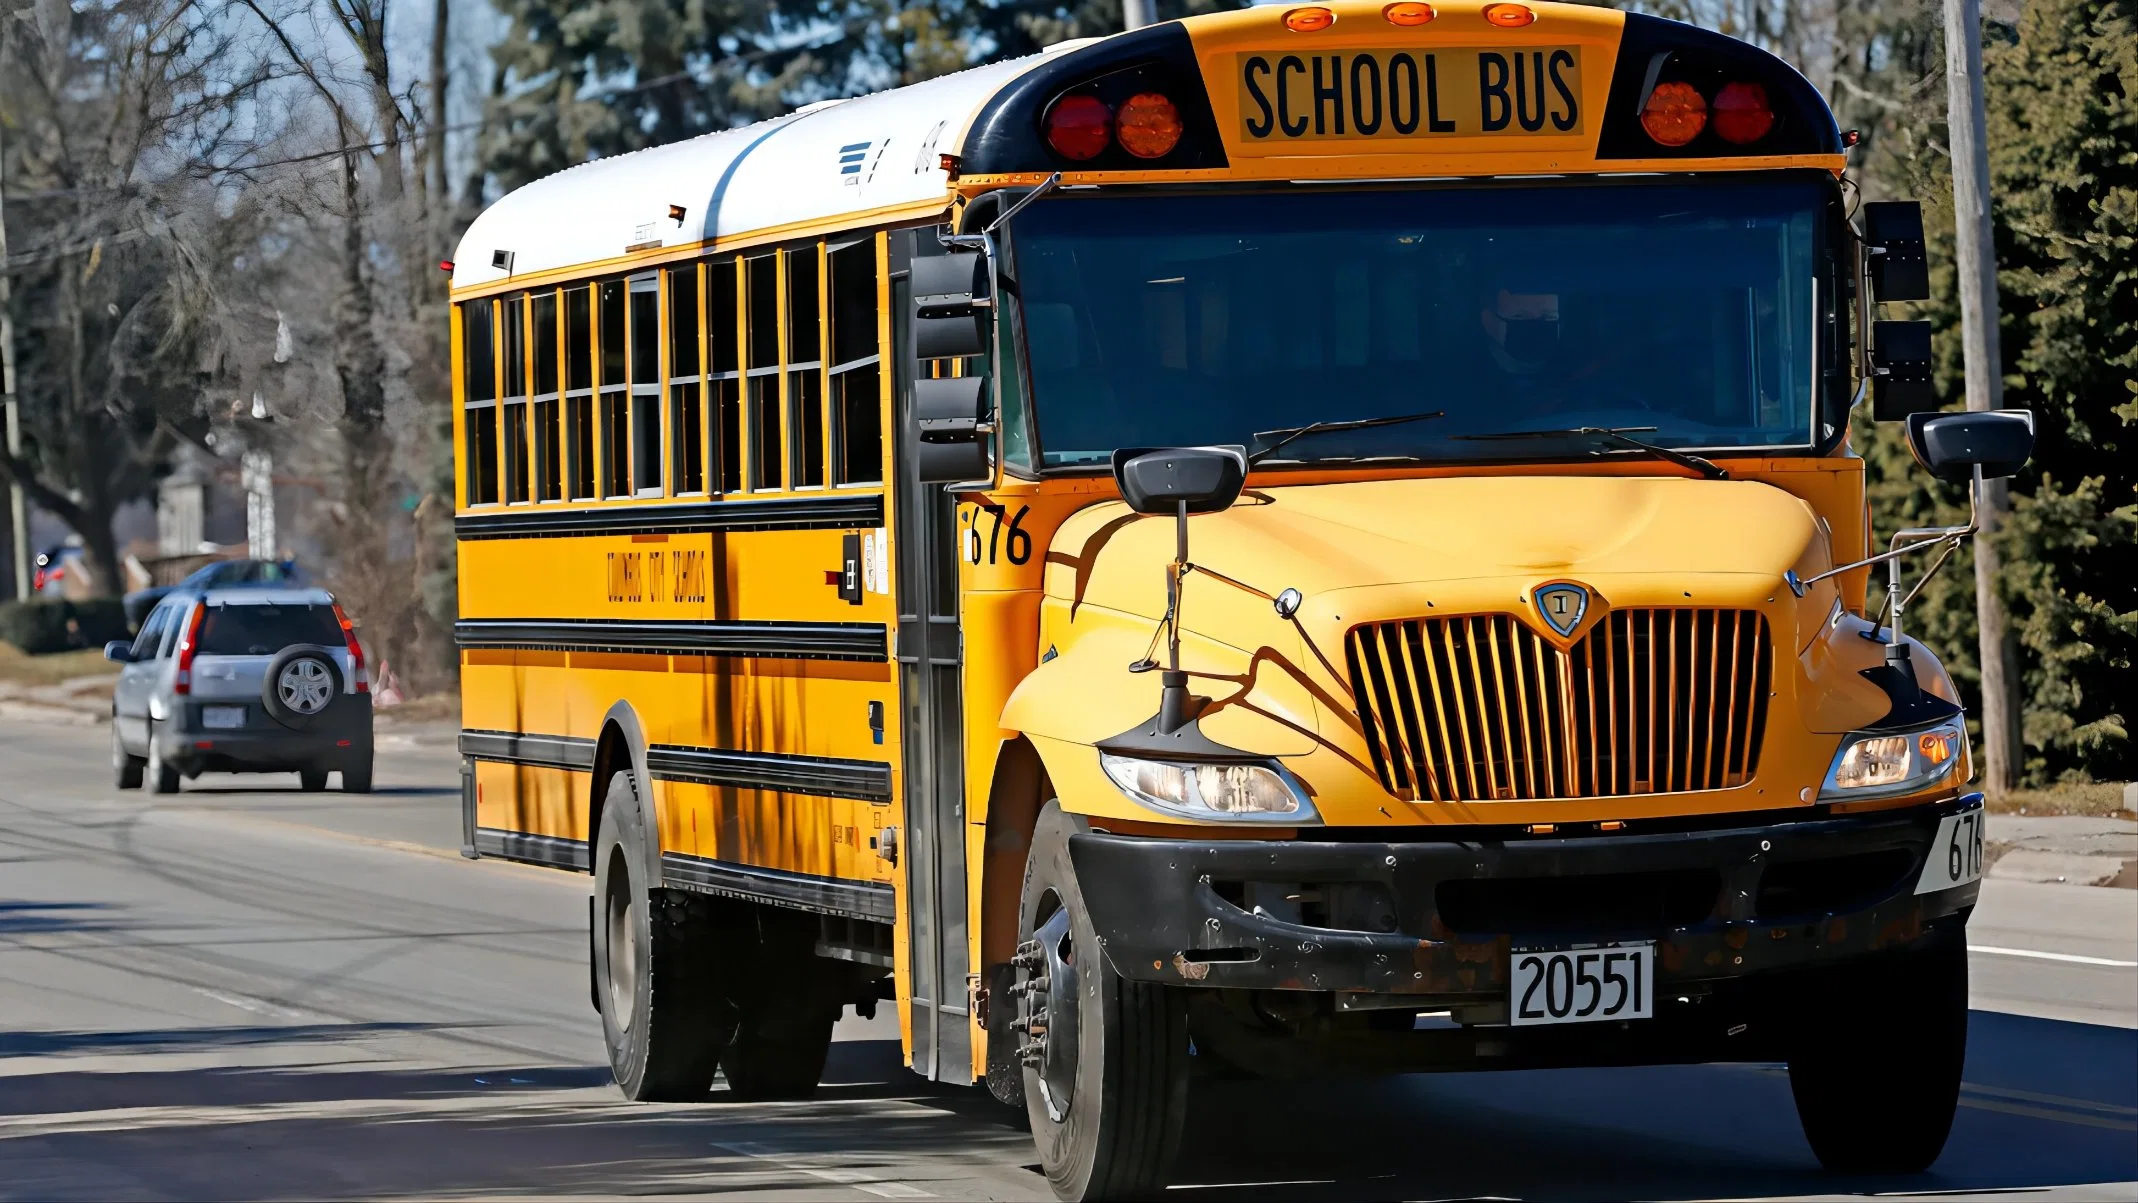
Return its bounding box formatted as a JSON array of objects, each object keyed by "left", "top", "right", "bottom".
[
  {"left": 203, "top": 705, "right": 247, "bottom": 729},
  {"left": 1914, "top": 808, "right": 1986, "bottom": 894},
  {"left": 1510, "top": 942, "right": 1654, "bottom": 1026},
  {"left": 1234, "top": 46, "right": 1587, "bottom": 151}
]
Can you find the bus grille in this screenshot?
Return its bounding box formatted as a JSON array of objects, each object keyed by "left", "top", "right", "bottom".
[{"left": 1344, "top": 609, "right": 1772, "bottom": 802}]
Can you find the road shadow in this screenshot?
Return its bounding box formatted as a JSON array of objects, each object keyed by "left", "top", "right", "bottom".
[
  {"left": 0, "top": 1034, "right": 1036, "bottom": 1202},
  {"left": 1169, "top": 1008, "right": 2138, "bottom": 1200},
  {"left": 0, "top": 900, "right": 121, "bottom": 937}
]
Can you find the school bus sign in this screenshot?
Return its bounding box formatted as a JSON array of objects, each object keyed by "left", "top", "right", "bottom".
[{"left": 1237, "top": 46, "right": 1585, "bottom": 143}]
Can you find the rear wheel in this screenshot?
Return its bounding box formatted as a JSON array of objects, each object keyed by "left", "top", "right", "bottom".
[
  {"left": 341, "top": 750, "right": 373, "bottom": 793},
  {"left": 1788, "top": 936, "right": 1968, "bottom": 1174},
  {"left": 146, "top": 722, "right": 180, "bottom": 795},
  {"left": 720, "top": 909, "right": 841, "bottom": 1100},
  {"left": 593, "top": 772, "right": 731, "bottom": 1101},
  {"left": 299, "top": 768, "right": 329, "bottom": 792},
  {"left": 112, "top": 723, "right": 144, "bottom": 790},
  {"left": 1016, "top": 801, "right": 1189, "bottom": 1201}
]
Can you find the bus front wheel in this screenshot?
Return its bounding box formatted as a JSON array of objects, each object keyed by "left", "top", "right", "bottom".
[
  {"left": 593, "top": 773, "right": 733, "bottom": 1101},
  {"left": 1015, "top": 801, "right": 1189, "bottom": 1202},
  {"left": 1787, "top": 935, "right": 1968, "bottom": 1174}
]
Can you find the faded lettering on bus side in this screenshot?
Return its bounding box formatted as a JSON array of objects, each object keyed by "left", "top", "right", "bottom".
[{"left": 1237, "top": 47, "right": 1582, "bottom": 146}]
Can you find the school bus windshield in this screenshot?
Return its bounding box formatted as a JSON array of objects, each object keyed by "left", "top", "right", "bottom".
[{"left": 1005, "top": 177, "right": 1832, "bottom": 469}]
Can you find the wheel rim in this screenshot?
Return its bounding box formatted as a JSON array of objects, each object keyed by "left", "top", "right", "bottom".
[
  {"left": 278, "top": 659, "right": 333, "bottom": 714},
  {"left": 1015, "top": 892, "right": 1081, "bottom": 1123},
  {"left": 603, "top": 848, "right": 639, "bottom": 1031}
]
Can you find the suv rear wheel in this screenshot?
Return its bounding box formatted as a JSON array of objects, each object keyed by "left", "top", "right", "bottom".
[
  {"left": 342, "top": 747, "right": 373, "bottom": 793},
  {"left": 146, "top": 721, "right": 181, "bottom": 795},
  {"left": 112, "top": 723, "right": 144, "bottom": 790}
]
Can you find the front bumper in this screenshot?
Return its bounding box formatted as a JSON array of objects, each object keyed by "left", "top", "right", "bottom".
[{"left": 1069, "top": 794, "right": 1981, "bottom": 999}]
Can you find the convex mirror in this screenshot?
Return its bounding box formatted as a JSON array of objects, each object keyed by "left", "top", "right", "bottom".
[
  {"left": 1904, "top": 409, "right": 2035, "bottom": 484},
  {"left": 1109, "top": 446, "right": 1248, "bottom": 516}
]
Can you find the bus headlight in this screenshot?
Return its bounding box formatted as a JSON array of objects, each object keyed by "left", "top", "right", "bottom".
[
  {"left": 1099, "top": 753, "right": 1318, "bottom": 823},
  {"left": 1819, "top": 719, "right": 1966, "bottom": 801}
]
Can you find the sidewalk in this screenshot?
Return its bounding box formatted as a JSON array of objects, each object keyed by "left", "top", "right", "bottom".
[{"left": 1987, "top": 814, "right": 2138, "bottom": 889}]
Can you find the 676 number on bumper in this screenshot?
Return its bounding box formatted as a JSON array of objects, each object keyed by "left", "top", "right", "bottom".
[{"left": 1511, "top": 942, "right": 1656, "bottom": 1027}]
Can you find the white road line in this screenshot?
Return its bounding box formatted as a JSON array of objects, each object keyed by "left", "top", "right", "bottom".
[
  {"left": 191, "top": 986, "right": 312, "bottom": 1020},
  {"left": 714, "top": 1141, "right": 935, "bottom": 1199},
  {"left": 1973, "top": 944, "right": 2138, "bottom": 968}
]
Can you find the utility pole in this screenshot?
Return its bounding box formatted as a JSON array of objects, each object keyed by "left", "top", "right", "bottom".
[
  {"left": 1123, "top": 0, "right": 1155, "bottom": 30},
  {"left": 0, "top": 118, "right": 30, "bottom": 602},
  {"left": 1943, "top": 0, "right": 2021, "bottom": 794}
]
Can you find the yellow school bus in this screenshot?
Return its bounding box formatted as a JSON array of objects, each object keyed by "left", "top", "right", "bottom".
[{"left": 450, "top": 4, "right": 2035, "bottom": 1197}]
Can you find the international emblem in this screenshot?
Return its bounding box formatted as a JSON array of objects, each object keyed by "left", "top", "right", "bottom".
[{"left": 1533, "top": 582, "right": 1590, "bottom": 639}]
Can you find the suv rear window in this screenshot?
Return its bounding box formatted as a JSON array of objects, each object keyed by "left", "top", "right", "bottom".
[{"left": 196, "top": 603, "right": 342, "bottom": 656}]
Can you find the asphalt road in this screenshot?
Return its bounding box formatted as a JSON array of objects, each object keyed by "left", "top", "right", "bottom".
[{"left": 2, "top": 719, "right": 2132, "bottom": 1202}]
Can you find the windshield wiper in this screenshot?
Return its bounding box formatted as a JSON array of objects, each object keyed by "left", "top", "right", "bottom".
[
  {"left": 1452, "top": 425, "right": 1729, "bottom": 481},
  {"left": 1249, "top": 410, "right": 1446, "bottom": 466}
]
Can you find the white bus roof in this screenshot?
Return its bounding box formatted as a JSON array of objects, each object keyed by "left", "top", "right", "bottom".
[{"left": 451, "top": 55, "right": 1048, "bottom": 292}]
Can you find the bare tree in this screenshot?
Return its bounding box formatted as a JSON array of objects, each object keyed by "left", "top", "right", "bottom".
[{"left": 0, "top": 0, "right": 274, "bottom": 597}]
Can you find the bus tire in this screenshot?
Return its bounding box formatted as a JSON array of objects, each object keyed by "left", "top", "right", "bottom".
[
  {"left": 1017, "top": 801, "right": 1188, "bottom": 1201},
  {"left": 721, "top": 907, "right": 839, "bottom": 1100},
  {"left": 593, "top": 773, "right": 731, "bottom": 1101},
  {"left": 1787, "top": 935, "right": 1968, "bottom": 1174}
]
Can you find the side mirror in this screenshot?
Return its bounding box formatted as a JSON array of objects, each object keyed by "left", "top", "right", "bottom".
[
  {"left": 1905, "top": 409, "right": 2034, "bottom": 484},
  {"left": 104, "top": 640, "right": 134, "bottom": 663},
  {"left": 1871, "top": 319, "right": 1937, "bottom": 420},
  {"left": 914, "top": 375, "right": 990, "bottom": 484},
  {"left": 1109, "top": 446, "right": 1247, "bottom": 516},
  {"left": 1864, "top": 201, "right": 1930, "bottom": 303},
  {"left": 911, "top": 246, "right": 989, "bottom": 361}
]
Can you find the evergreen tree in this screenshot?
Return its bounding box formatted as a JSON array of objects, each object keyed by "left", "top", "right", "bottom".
[{"left": 1864, "top": 0, "right": 2136, "bottom": 784}]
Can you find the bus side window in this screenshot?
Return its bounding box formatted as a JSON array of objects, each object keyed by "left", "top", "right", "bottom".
[
  {"left": 829, "top": 237, "right": 883, "bottom": 485},
  {"left": 629, "top": 274, "right": 662, "bottom": 495},
  {"left": 565, "top": 285, "right": 596, "bottom": 500},
  {"left": 598, "top": 280, "right": 629, "bottom": 497},
  {"left": 745, "top": 253, "right": 782, "bottom": 490},
  {"left": 668, "top": 264, "right": 705, "bottom": 494},
  {"left": 787, "top": 245, "right": 826, "bottom": 489},
  {"left": 461, "top": 299, "right": 499, "bottom": 505},
  {"left": 709, "top": 259, "right": 743, "bottom": 494},
  {"left": 531, "top": 290, "right": 562, "bottom": 501},
  {"left": 501, "top": 293, "right": 530, "bottom": 504}
]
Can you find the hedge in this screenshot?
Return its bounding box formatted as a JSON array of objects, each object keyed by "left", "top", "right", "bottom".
[{"left": 0, "top": 598, "right": 131, "bottom": 655}]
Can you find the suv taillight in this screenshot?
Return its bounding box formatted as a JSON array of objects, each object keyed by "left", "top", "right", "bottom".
[
  {"left": 332, "top": 603, "right": 369, "bottom": 693},
  {"left": 172, "top": 605, "right": 205, "bottom": 695}
]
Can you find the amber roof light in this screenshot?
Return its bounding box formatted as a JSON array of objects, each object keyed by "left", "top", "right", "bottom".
[
  {"left": 1481, "top": 3, "right": 1535, "bottom": 27},
  {"left": 1283, "top": 6, "right": 1336, "bottom": 31},
  {"left": 1640, "top": 80, "right": 1708, "bottom": 147},
  {"left": 1383, "top": 2, "right": 1436, "bottom": 25},
  {"left": 1116, "top": 93, "right": 1184, "bottom": 159}
]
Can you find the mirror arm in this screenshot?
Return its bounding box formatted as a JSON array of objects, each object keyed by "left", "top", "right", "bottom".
[{"left": 1784, "top": 466, "right": 1987, "bottom": 654}]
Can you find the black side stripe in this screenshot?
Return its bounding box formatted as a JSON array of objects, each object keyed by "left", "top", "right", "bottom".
[
  {"left": 460, "top": 729, "right": 598, "bottom": 771},
  {"left": 456, "top": 493, "right": 884, "bottom": 541},
  {"left": 455, "top": 618, "right": 887, "bottom": 662},
  {"left": 474, "top": 828, "right": 589, "bottom": 871},
  {"left": 647, "top": 744, "right": 893, "bottom": 804},
  {"left": 661, "top": 852, "right": 894, "bottom": 923}
]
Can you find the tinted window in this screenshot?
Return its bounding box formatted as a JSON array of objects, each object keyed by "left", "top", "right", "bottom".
[
  {"left": 131, "top": 606, "right": 172, "bottom": 659},
  {"left": 1013, "top": 181, "right": 1824, "bottom": 468},
  {"left": 197, "top": 603, "right": 342, "bottom": 657}
]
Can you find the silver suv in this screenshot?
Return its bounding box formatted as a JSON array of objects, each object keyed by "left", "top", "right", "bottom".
[{"left": 106, "top": 587, "right": 374, "bottom": 793}]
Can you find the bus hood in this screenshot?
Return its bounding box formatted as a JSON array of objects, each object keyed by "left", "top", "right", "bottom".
[
  {"left": 1013, "top": 473, "right": 1865, "bottom": 824},
  {"left": 1049, "top": 474, "right": 1834, "bottom": 627}
]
